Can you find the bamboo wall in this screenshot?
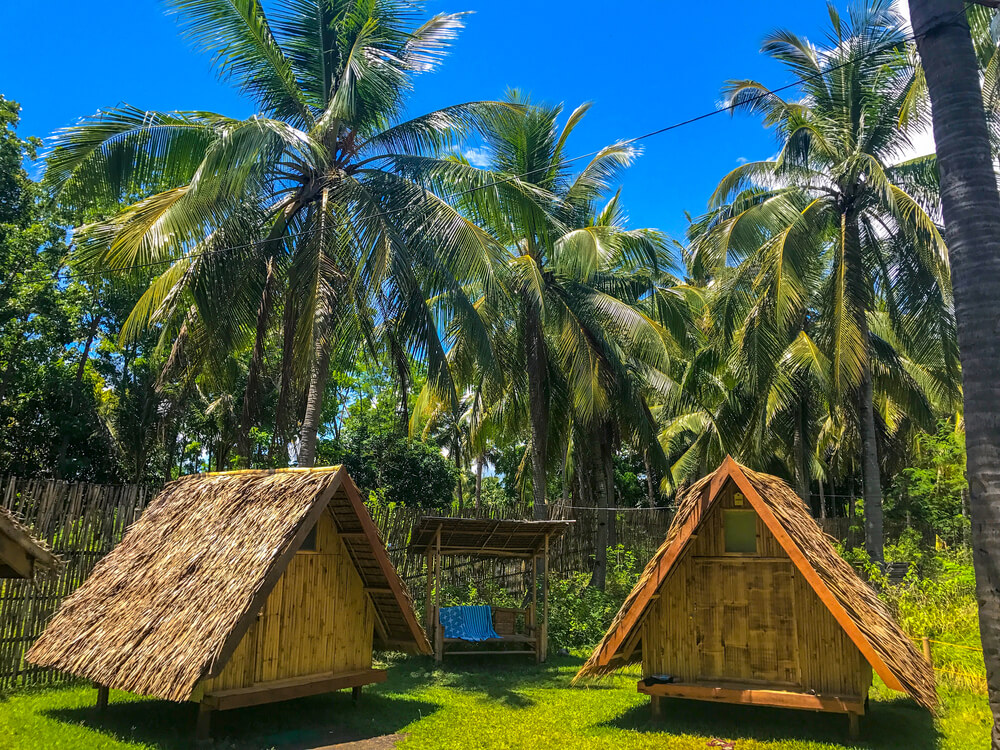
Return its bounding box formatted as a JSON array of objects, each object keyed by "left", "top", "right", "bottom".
[
  {"left": 200, "top": 509, "right": 375, "bottom": 693},
  {"left": 641, "top": 480, "right": 870, "bottom": 699},
  {"left": 202, "top": 513, "right": 375, "bottom": 692}
]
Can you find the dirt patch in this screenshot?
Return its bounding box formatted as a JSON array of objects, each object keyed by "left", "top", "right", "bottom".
[{"left": 308, "top": 733, "right": 406, "bottom": 749}]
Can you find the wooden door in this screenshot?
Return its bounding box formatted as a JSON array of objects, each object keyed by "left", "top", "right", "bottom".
[{"left": 693, "top": 559, "right": 800, "bottom": 686}]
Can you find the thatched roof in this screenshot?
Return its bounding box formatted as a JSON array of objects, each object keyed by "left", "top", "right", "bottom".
[
  {"left": 409, "top": 517, "right": 574, "bottom": 557},
  {"left": 27, "top": 467, "right": 429, "bottom": 702},
  {"left": 0, "top": 505, "right": 60, "bottom": 579},
  {"left": 575, "top": 456, "right": 936, "bottom": 711}
]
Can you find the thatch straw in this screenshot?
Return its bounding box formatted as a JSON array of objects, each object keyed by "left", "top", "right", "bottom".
[
  {"left": 0, "top": 505, "right": 61, "bottom": 578},
  {"left": 26, "top": 468, "right": 427, "bottom": 702},
  {"left": 575, "top": 459, "right": 937, "bottom": 712}
]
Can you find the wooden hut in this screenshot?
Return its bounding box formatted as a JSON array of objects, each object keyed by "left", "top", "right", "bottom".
[
  {"left": 0, "top": 505, "right": 59, "bottom": 579},
  {"left": 410, "top": 517, "right": 573, "bottom": 663},
  {"left": 575, "top": 457, "right": 936, "bottom": 738},
  {"left": 27, "top": 467, "right": 430, "bottom": 740}
]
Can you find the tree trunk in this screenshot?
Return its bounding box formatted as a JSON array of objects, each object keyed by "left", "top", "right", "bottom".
[
  {"left": 239, "top": 258, "right": 277, "bottom": 468},
  {"left": 819, "top": 478, "right": 827, "bottom": 520},
  {"left": 297, "top": 342, "right": 332, "bottom": 467},
  {"left": 793, "top": 396, "right": 810, "bottom": 504},
  {"left": 859, "top": 369, "right": 884, "bottom": 563},
  {"left": 455, "top": 443, "right": 464, "bottom": 514},
  {"left": 475, "top": 455, "right": 484, "bottom": 512},
  {"left": 589, "top": 423, "right": 613, "bottom": 591},
  {"left": 911, "top": 2, "right": 1000, "bottom": 742},
  {"left": 525, "top": 305, "right": 549, "bottom": 520},
  {"left": 644, "top": 449, "right": 657, "bottom": 508}
]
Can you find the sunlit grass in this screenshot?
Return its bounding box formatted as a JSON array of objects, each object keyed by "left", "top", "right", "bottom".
[{"left": 0, "top": 653, "right": 986, "bottom": 750}]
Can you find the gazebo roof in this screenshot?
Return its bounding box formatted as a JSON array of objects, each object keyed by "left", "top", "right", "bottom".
[{"left": 409, "top": 517, "right": 573, "bottom": 557}]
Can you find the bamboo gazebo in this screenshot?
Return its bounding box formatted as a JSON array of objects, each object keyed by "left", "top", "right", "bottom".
[
  {"left": 576, "top": 457, "right": 936, "bottom": 739},
  {"left": 410, "top": 517, "right": 572, "bottom": 663},
  {"left": 28, "top": 467, "right": 429, "bottom": 741}
]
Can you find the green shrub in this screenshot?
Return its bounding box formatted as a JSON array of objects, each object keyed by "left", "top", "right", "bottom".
[{"left": 547, "top": 545, "right": 642, "bottom": 649}]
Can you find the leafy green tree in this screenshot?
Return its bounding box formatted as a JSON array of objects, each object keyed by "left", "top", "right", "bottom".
[
  {"left": 0, "top": 96, "right": 119, "bottom": 481},
  {"left": 45, "top": 0, "right": 521, "bottom": 469}
]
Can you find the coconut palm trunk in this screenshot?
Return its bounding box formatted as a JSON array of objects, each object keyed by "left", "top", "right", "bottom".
[
  {"left": 297, "top": 340, "right": 332, "bottom": 468},
  {"left": 910, "top": 0, "right": 1000, "bottom": 742},
  {"left": 526, "top": 306, "right": 550, "bottom": 520}
]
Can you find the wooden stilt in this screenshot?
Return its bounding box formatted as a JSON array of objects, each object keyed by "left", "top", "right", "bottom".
[
  {"left": 195, "top": 702, "right": 213, "bottom": 743},
  {"left": 651, "top": 695, "right": 662, "bottom": 719},
  {"left": 352, "top": 685, "right": 362, "bottom": 704},
  {"left": 847, "top": 711, "right": 860, "bottom": 740},
  {"left": 95, "top": 685, "right": 109, "bottom": 712},
  {"left": 542, "top": 533, "right": 550, "bottom": 662},
  {"left": 434, "top": 525, "right": 443, "bottom": 664}
]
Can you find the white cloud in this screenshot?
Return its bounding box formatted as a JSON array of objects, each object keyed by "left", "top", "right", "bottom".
[
  {"left": 463, "top": 147, "right": 491, "bottom": 167},
  {"left": 736, "top": 156, "right": 749, "bottom": 165}
]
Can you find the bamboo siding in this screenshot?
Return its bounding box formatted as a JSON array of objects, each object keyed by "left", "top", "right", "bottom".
[
  {"left": 641, "top": 481, "right": 868, "bottom": 697},
  {"left": 200, "top": 510, "right": 375, "bottom": 693}
]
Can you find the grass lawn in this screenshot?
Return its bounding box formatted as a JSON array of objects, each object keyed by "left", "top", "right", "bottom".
[{"left": 0, "top": 654, "right": 987, "bottom": 750}]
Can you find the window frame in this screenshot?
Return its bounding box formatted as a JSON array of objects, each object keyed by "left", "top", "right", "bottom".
[{"left": 722, "top": 508, "right": 758, "bottom": 555}]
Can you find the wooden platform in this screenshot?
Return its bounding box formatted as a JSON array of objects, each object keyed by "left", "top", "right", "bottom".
[
  {"left": 203, "top": 668, "right": 387, "bottom": 711},
  {"left": 638, "top": 680, "right": 865, "bottom": 738},
  {"left": 194, "top": 668, "right": 387, "bottom": 741}
]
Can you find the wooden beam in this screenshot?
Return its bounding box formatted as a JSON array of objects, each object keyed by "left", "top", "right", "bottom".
[
  {"left": 95, "top": 685, "right": 109, "bottom": 712},
  {"left": 202, "top": 669, "right": 387, "bottom": 711},
  {"left": 636, "top": 680, "right": 865, "bottom": 715}
]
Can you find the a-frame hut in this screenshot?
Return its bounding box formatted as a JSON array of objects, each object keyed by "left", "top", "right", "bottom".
[
  {"left": 28, "top": 467, "right": 429, "bottom": 739},
  {"left": 0, "top": 506, "right": 59, "bottom": 579},
  {"left": 576, "top": 457, "right": 935, "bottom": 737}
]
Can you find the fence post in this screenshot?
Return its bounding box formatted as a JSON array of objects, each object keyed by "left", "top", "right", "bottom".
[{"left": 922, "top": 636, "right": 933, "bottom": 666}]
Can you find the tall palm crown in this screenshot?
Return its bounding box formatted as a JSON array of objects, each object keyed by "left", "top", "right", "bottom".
[
  {"left": 687, "top": 0, "right": 958, "bottom": 558},
  {"left": 438, "top": 96, "right": 689, "bottom": 518},
  {"left": 45, "top": 0, "right": 520, "bottom": 466}
]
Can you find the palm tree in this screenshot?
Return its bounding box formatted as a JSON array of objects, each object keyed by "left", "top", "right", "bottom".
[
  {"left": 447, "top": 94, "right": 686, "bottom": 520},
  {"left": 909, "top": 0, "right": 1000, "bottom": 740},
  {"left": 691, "top": 0, "right": 955, "bottom": 561},
  {"left": 45, "top": 0, "right": 522, "bottom": 467}
]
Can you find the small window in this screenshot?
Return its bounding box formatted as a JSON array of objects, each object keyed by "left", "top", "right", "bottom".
[
  {"left": 298, "top": 523, "right": 318, "bottom": 552},
  {"left": 723, "top": 509, "right": 757, "bottom": 554}
]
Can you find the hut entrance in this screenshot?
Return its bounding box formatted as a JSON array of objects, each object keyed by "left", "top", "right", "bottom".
[
  {"left": 693, "top": 558, "right": 800, "bottom": 687},
  {"left": 409, "top": 517, "right": 573, "bottom": 663}
]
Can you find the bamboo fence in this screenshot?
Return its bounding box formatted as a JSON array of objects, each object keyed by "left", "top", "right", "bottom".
[{"left": 0, "top": 476, "right": 151, "bottom": 690}]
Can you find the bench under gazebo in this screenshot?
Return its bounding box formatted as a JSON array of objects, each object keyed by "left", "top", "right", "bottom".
[{"left": 410, "top": 517, "right": 573, "bottom": 663}]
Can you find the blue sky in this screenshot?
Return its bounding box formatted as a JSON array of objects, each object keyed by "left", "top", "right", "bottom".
[{"left": 2, "top": 0, "right": 891, "bottom": 240}]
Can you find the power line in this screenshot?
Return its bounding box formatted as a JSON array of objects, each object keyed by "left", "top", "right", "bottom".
[{"left": 11, "top": 4, "right": 970, "bottom": 287}]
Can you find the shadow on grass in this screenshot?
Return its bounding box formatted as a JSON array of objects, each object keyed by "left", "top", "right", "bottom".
[
  {"left": 47, "top": 688, "right": 438, "bottom": 749},
  {"left": 376, "top": 653, "right": 581, "bottom": 709},
  {"left": 603, "top": 694, "right": 938, "bottom": 749}
]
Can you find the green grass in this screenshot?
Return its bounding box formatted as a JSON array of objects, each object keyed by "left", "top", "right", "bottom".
[{"left": 0, "top": 654, "right": 988, "bottom": 750}]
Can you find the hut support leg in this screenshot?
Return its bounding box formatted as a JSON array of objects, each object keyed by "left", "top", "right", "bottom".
[
  {"left": 95, "top": 685, "right": 109, "bottom": 712},
  {"left": 195, "top": 703, "right": 213, "bottom": 743},
  {"left": 352, "top": 686, "right": 362, "bottom": 705},
  {"left": 847, "top": 711, "right": 859, "bottom": 740},
  {"left": 650, "top": 695, "right": 661, "bottom": 719}
]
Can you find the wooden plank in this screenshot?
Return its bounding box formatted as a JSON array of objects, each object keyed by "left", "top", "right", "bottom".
[
  {"left": 636, "top": 680, "right": 865, "bottom": 715},
  {"left": 203, "top": 669, "right": 387, "bottom": 711}
]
